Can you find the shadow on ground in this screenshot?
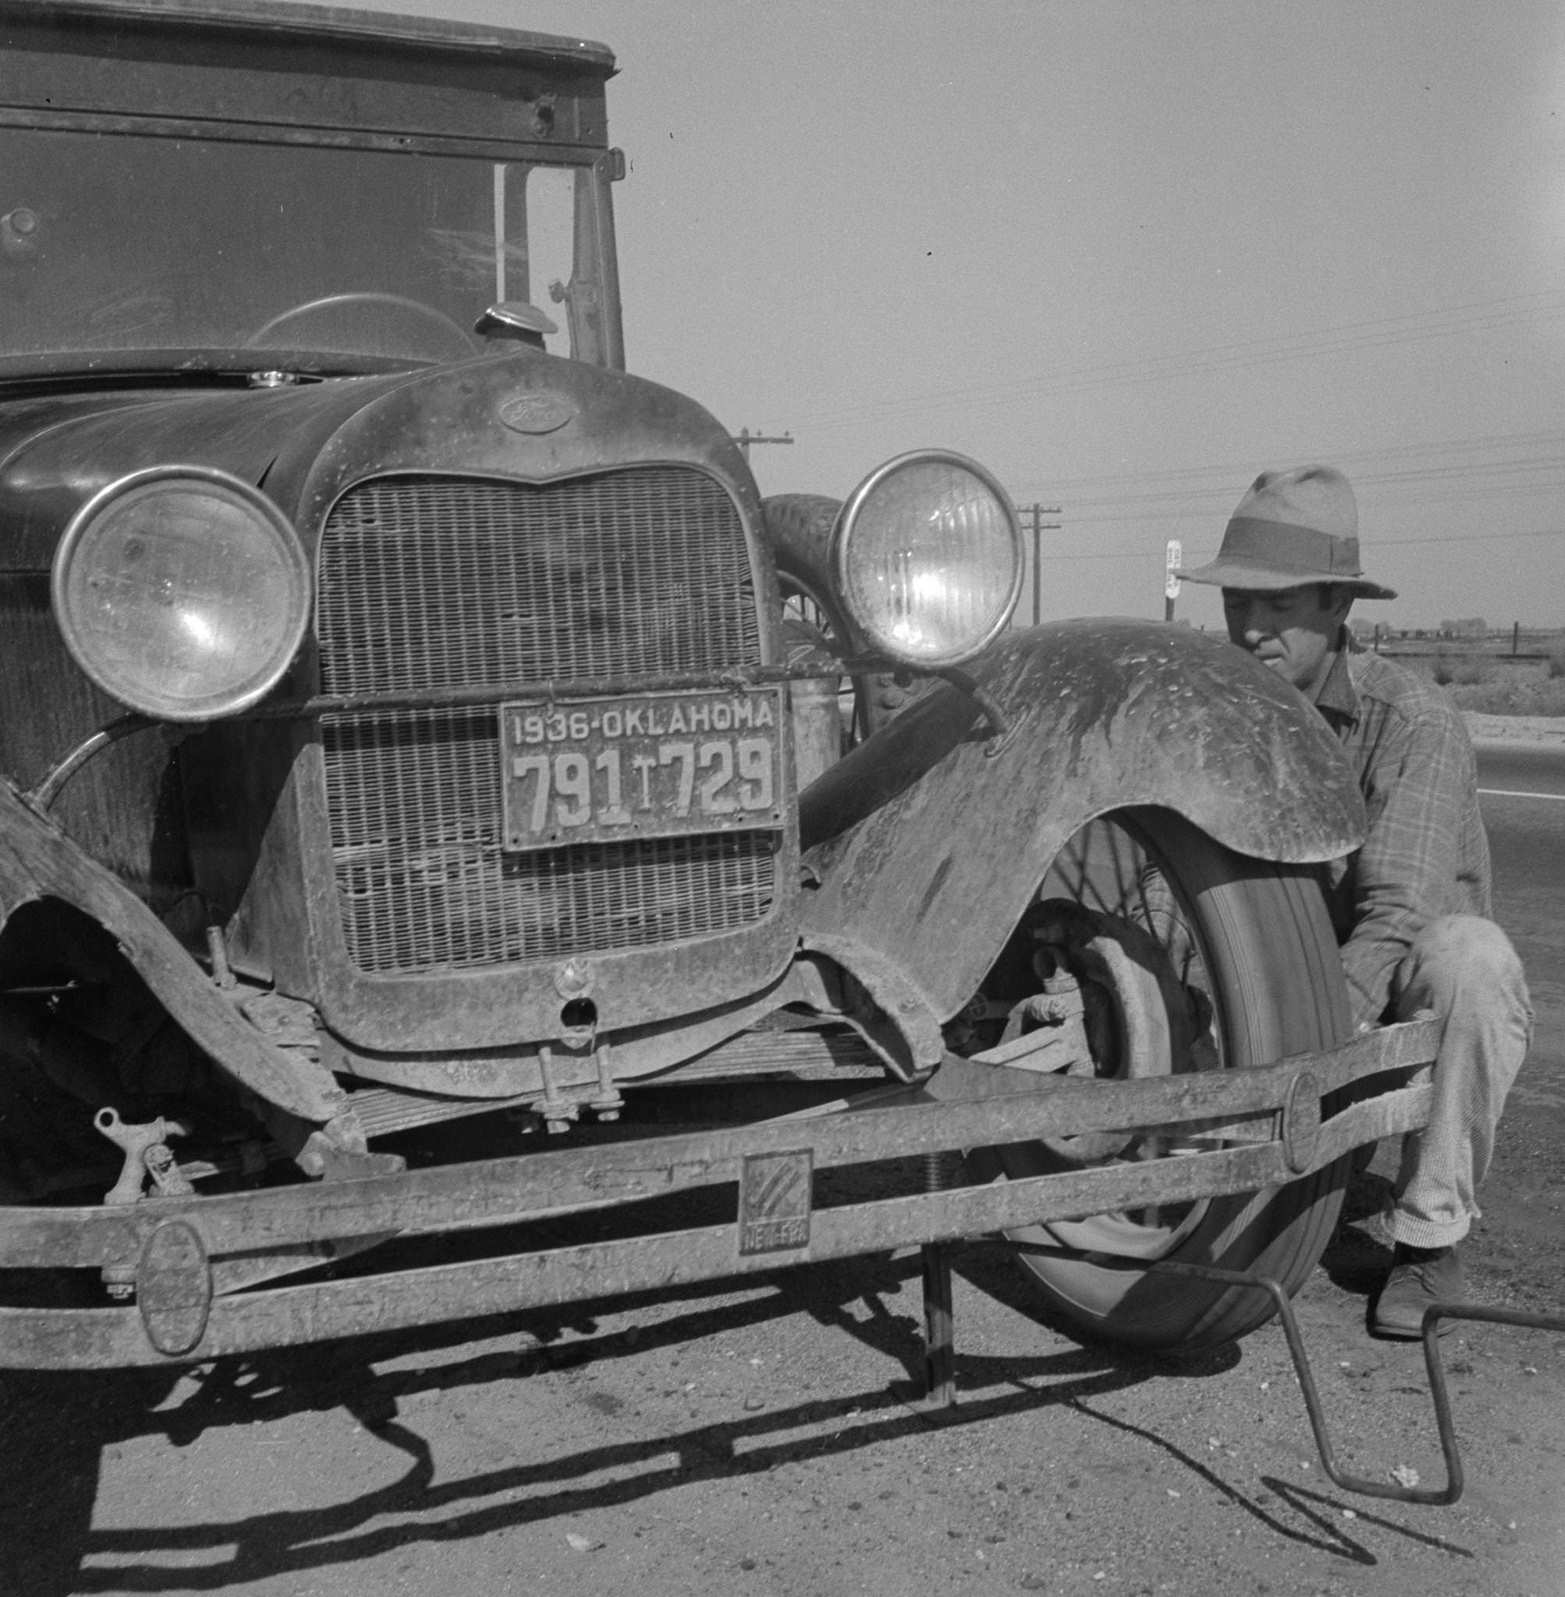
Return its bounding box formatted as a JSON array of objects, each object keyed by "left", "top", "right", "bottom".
[{"left": 0, "top": 1246, "right": 1244, "bottom": 1596}]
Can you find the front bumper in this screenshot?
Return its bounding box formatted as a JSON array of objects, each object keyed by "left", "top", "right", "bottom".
[{"left": 0, "top": 1018, "right": 1440, "bottom": 1369}]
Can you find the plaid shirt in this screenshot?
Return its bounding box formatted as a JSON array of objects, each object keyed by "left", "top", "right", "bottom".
[{"left": 1312, "top": 641, "right": 1491, "bottom": 1028}]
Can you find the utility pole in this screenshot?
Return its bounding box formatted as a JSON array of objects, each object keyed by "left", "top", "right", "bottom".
[
  {"left": 1020, "top": 502, "right": 1062, "bottom": 626},
  {"left": 734, "top": 428, "right": 794, "bottom": 460}
]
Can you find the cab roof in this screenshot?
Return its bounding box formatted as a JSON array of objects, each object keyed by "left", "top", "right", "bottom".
[
  {"left": 0, "top": 0, "right": 615, "bottom": 71},
  {"left": 0, "top": 0, "right": 616, "bottom": 151}
]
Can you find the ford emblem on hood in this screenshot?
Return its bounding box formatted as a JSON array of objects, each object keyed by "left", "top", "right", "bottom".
[{"left": 498, "top": 392, "right": 576, "bottom": 435}]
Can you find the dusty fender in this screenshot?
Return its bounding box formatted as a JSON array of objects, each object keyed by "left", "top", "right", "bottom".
[
  {"left": 0, "top": 779, "right": 347, "bottom": 1127},
  {"left": 799, "top": 617, "right": 1363, "bottom": 1023}
]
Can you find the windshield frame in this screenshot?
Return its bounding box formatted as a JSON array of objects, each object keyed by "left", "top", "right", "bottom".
[{"left": 0, "top": 0, "right": 625, "bottom": 382}]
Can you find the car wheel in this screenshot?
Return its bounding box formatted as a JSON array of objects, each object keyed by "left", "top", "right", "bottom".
[{"left": 968, "top": 807, "right": 1351, "bottom": 1352}]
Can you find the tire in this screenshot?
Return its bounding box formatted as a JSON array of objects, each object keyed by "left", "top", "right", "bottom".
[{"left": 971, "top": 807, "right": 1351, "bottom": 1352}]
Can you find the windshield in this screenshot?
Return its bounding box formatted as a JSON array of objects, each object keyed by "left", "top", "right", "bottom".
[{"left": 0, "top": 128, "right": 610, "bottom": 373}]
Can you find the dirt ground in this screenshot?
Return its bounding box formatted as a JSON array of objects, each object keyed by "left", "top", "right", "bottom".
[
  {"left": 3, "top": 1070, "right": 1561, "bottom": 1595},
  {"left": 1, "top": 716, "right": 1562, "bottom": 1597},
  {"left": 2, "top": 1149, "right": 1561, "bottom": 1597}
]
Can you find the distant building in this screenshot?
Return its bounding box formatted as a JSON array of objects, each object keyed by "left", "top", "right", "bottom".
[
  {"left": 1349, "top": 617, "right": 1397, "bottom": 649},
  {"left": 1438, "top": 617, "right": 1487, "bottom": 639}
]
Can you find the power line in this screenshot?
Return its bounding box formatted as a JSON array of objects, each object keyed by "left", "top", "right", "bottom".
[
  {"left": 801, "top": 290, "right": 1565, "bottom": 434},
  {"left": 1015, "top": 502, "right": 1061, "bottom": 622},
  {"left": 1035, "top": 477, "right": 1565, "bottom": 526},
  {"left": 1006, "top": 434, "right": 1565, "bottom": 531},
  {"left": 733, "top": 428, "right": 794, "bottom": 459},
  {"left": 1024, "top": 523, "right": 1565, "bottom": 567},
  {"left": 1373, "top": 527, "right": 1565, "bottom": 548},
  {"left": 1008, "top": 425, "right": 1565, "bottom": 500}
]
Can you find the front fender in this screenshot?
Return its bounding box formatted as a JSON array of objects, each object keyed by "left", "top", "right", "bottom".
[
  {"left": 0, "top": 779, "right": 346, "bottom": 1125},
  {"left": 799, "top": 617, "right": 1362, "bottom": 1022}
]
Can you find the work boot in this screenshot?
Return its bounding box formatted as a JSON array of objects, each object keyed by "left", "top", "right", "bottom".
[{"left": 1370, "top": 1243, "right": 1465, "bottom": 1339}]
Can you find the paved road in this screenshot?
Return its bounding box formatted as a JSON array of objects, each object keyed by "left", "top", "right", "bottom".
[
  {"left": 1477, "top": 741, "right": 1565, "bottom": 802},
  {"left": 1478, "top": 741, "right": 1565, "bottom": 1106}
]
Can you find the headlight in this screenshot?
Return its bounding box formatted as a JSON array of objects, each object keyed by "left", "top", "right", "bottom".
[
  {"left": 51, "top": 466, "right": 309, "bottom": 721},
  {"left": 832, "top": 451, "right": 1022, "bottom": 667}
]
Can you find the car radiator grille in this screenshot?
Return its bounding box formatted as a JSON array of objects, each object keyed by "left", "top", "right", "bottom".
[{"left": 316, "top": 470, "right": 774, "bottom": 974}]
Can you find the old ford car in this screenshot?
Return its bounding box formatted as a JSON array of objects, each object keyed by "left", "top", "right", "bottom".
[{"left": 0, "top": 0, "right": 1441, "bottom": 1390}]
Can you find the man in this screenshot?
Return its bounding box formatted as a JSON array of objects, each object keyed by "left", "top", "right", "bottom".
[{"left": 1181, "top": 465, "right": 1531, "bottom": 1338}]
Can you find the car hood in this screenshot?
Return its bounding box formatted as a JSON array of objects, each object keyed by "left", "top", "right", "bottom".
[{"left": 0, "top": 349, "right": 752, "bottom": 569}]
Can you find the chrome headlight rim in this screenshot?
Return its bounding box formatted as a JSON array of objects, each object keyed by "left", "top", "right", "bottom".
[
  {"left": 51, "top": 464, "right": 310, "bottom": 723},
  {"left": 831, "top": 448, "right": 1024, "bottom": 669}
]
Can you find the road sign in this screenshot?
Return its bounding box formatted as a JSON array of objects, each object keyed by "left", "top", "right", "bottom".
[{"left": 1164, "top": 539, "right": 1182, "bottom": 601}]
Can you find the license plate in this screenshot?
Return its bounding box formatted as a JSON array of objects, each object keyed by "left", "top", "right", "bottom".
[{"left": 499, "top": 688, "right": 785, "bottom": 851}]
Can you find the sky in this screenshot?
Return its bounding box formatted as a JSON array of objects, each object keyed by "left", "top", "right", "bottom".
[{"left": 304, "top": 1, "right": 1565, "bottom": 631}]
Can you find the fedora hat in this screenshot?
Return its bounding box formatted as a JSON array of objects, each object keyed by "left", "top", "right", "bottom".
[{"left": 1180, "top": 465, "right": 1396, "bottom": 599}]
